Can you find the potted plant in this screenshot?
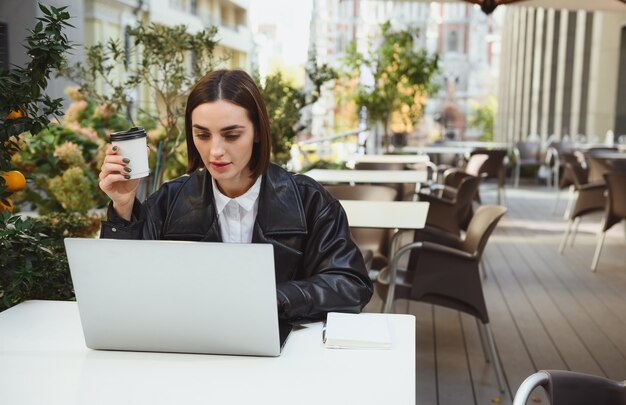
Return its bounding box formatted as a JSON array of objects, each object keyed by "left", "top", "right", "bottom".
[{"left": 341, "top": 21, "right": 440, "bottom": 152}]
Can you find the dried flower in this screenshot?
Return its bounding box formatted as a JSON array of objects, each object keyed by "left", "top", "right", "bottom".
[
  {"left": 65, "top": 122, "right": 100, "bottom": 142},
  {"left": 147, "top": 125, "right": 166, "bottom": 143},
  {"left": 93, "top": 103, "right": 115, "bottom": 120},
  {"left": 53, "top": 142, "right": 85, "bottom": 167},
  {"left": 63, "top": 101, "right": 88, "bottom": 124},
  {"left": 48, "top": 167, "right": 95, "bottom": 214},
  {"left": 64, "top": 86, "right": 85, "bottom": 101}
]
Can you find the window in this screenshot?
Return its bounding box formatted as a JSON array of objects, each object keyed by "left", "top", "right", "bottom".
[{"left": 447, "top": 30, "right": 459, "bottom": 53}]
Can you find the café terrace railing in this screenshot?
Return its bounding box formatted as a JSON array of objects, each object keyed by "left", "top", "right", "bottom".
[{"left": 292, "top": 128, "right": 367, "bottom": 171}]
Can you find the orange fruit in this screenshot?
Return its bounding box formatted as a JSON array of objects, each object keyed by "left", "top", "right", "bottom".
[
  {"left": 1, "top": 170, "right": 26, "bottom": 192},
  {"left": 5, "top": 109, "right": 25, "bottom": 120},
  {"left": 0, "top": 198, "right": 13, "bottom": 214}
]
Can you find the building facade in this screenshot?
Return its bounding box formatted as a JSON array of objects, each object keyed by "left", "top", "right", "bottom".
[
  {"left": 308, "top": 0, "right": 501, "bottom": 141},
  {"left": 495, "top": 6, "right": 626, "bottom": 144},
  {"left": 0, "top": 0, "right": 252, "bottom": 109}
]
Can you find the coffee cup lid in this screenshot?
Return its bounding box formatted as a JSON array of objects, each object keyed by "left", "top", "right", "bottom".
[{"left": 110, "top": 127, "right": 147, "bottom": 142}]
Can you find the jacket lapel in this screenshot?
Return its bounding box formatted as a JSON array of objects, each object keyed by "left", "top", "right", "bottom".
[{"left": 254, "top": 164, "right": 307, "bottom": 240}]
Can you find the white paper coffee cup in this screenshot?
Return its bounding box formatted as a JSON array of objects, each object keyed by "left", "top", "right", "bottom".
[{"left": 110, "top": 127, "right": 150, "bottom": 179}]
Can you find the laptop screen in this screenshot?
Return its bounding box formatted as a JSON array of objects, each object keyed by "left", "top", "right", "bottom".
[{"left": 64, "top": 238, "right": 289, "bottom": 357}]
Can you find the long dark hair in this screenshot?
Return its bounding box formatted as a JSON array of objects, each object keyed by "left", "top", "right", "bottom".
[{"left": 185, "top": 69, "right": 271, "bottom": 178}]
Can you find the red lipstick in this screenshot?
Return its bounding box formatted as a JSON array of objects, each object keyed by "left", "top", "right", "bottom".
[{"left": 210, "top": 162, "right": 231, "bottom": 171}]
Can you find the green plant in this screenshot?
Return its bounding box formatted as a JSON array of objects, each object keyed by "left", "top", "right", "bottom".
[
  {"left": 342, "top": 21, "right": 439, "bottom": 151},
  {"left": 0, "top": 211, "right": 101, "bottom": 312},
  {"left": 302, "top": 160, "right": 346, "bottom": 171},
  {"left": 306, "top": 62, "right": 338, "bottom": 103},
  {"left": 468, "top": 96, "right": 497, "bottom": 142},
  {"left": 13, "top": 124, "right": 107, "bottom": 214},
  {"left": 62, "top": 22, "right": 221, "bottom": 185},
  {"left": 61, "top": 87, "right": 132, "bottom": 140},
  {"left": 255, "top": 63, "right": 337, "bottom": 167},
  {"left": 0, "top": 3, "right": 73, "bottom": 204},
  {"left": 49, "top": 167, "right": 96, "bottom": 214},
  {"left": 256, "top": 71, "right": 306, "bottom": 165}
]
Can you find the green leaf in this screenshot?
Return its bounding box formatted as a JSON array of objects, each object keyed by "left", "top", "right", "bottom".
[{"left": 38, "top": 3, "right": 52, "bottom": 16}]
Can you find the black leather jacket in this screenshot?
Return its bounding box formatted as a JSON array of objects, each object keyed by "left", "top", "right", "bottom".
[{"left": 100, "top": 163, "right": 373, "bottom": 322}]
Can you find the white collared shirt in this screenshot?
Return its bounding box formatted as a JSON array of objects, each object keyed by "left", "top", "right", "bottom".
[{"left": 212, "top": 175, "right": 262, "bottom": 243}]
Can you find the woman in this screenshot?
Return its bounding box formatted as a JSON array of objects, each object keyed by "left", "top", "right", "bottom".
[{"left": 98, "top": 69, "right": 372, "bottom": 322}]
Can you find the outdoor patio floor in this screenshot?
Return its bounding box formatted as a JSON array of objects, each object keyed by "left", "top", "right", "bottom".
[{"left": 364, "top": 181, "right": 626, "bottom": 405}]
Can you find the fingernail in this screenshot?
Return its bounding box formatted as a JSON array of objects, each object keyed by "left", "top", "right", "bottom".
[
  {"left": 124, "top": 174, "right": 131, "bottom": 179},
  {"left": 112, "top": 146, "right": 118, "bottom": 151},
  {"left": 122, "top": 158, "right": 130, "bottom": 163},
  {"left": 124, "top": 167, "right": 132, "bottom": 173}
]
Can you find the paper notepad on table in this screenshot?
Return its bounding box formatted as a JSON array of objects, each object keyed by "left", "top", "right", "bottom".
[{"left": 323, "top": 312, "right": 392, "bottom": 349}]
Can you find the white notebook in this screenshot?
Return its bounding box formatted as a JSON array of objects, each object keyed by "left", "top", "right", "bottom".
[{"left": 323, "top": 312, "right": 392, "bottom": 349}]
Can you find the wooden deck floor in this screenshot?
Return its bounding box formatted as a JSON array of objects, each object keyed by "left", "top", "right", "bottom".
[{"left": 365, "top": 183, "right": 626, "bottom": 405}]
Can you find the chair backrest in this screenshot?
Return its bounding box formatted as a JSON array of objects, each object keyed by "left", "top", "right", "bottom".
[
  {"left": 420, "top": 173, "right": 480, "bottom": 236},
  {"left": 561, "top": 152, "right": 579, "bottom": 166},
  {"left": 470, "top": 149, "right": 508, "bottom": 185},
  {"left": 516, "top": 140, "right": 542, "bottom": 160},
  {"left": 462, "top": 205, "right": 507, "bottom": 257},
  {"left": 403, "top": 204, "right": 505, "bottom": 324},
  {"left": 454, "top": 174, "right": 483, "bottom": 232},
  {"left": 353, "top": 162, "right": 409, "bottom": 200},
  {"left": 454, "top": 174, "right": 481, "bottom": 206},
  {"left": 442, "top": 169, "right": 470, "bottom": 189},
  {"left": 548, "top": 139, "right": 574, "bottom": 154},
  {"left": 513, "top": 370, "right": 626, "bottom": 405},
  {"left": 323, "top": 184, "right": 397, "bottom": 201},
  {"left": 354, "top": 162, "right": 405, "bottom": 171},
  {"left": 603, "top": 172, "right": 626, "bottom": 231},
  {"left": 586, "top": 155, "right": 616, "bottom": 183},
  {"left": 565, "top": 162, "right": 589, "bottom": 189},
  {"left": 324, "top": 184, "right": 398, "bottom": 263},
  {"left": 558, "top": 162, "right": 576, "bottom": 189},
  {"left": 465, "top": 154, "right": 489, "bottom": 177}
]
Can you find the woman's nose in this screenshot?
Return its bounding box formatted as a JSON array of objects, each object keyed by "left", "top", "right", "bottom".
[{"left": 210, "top": 138, "right": 225, "bottom": 157}]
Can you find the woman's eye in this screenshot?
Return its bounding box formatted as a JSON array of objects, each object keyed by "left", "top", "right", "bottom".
[
  {"left": 195, "top": 133, "right": 210, "bottom": 139},
  {"left": 224, "top": 133, "right": 241, "bottom": 140}
]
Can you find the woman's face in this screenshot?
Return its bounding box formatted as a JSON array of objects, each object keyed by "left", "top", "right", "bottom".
[{"left": 191, "top": 100, "right": 257, "bottom": 198}]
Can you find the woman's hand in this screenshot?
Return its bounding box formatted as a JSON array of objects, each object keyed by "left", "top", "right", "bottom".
[{"left": 99, "top": 145, "right": 142, "bottom": 220}]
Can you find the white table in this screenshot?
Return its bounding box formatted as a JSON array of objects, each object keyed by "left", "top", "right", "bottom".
[
  {"left": 0, "top": 301, "right": 416, "bottom": 405},
  {"left": 339, "top": 200, "right": 428, "bottom": 230},
  {"left": 344, "top": 154, "right": 431, "bottom": 165},
  {"left": 339, "top": 200, "right": 429, "bottom": 312},
  {"left": 400, "top": 145, "right": 475, "bottom": 155},
  {"left": 304, "top": 169, "right": 427, "bottom": 184},
  {"left": 442, "top": 141, "right": 511, "bottom": 149},
  {"left": 400, "top": 144, "right": 510, "bottom": 156}
]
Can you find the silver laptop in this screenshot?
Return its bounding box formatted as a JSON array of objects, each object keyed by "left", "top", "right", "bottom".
[{"left": 64, "top": 238, "right": 291, "bottom": 357}]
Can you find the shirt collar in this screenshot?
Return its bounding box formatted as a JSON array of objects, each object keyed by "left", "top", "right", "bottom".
[{"left": 212, "top": 175, "right": 262, "bottom": 215}]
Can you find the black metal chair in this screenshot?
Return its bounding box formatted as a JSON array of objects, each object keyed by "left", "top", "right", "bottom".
[
  {"left": 417, "top": 174, "right": 481, "bottom": 236},
  {"left": 591, "top": 172, "right": 626, "bottom": 271},
  {"left": 559, "top": 162, "right": 606, "bottom": 254},
  {"left": 513, "top": 370, "right": 626, "bottom": 405},
  {"left": 514, "top": 139, "right": 542, "bottom": 187},
  {"left": 375, "top": 205, "right": 508, "bottom": 393},
  {"left": 470, "top": 148, "right": 508, "bottom": 205},
  {"left": 545, "top": 139, "right": 575, "bottom": 189},
  {"left": 550, "top": 150, "right": 581, "bottom": 216}
]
